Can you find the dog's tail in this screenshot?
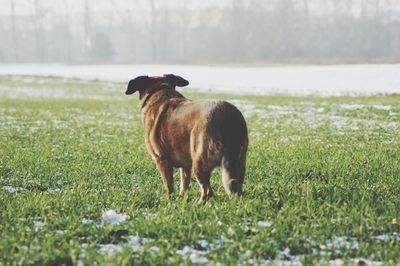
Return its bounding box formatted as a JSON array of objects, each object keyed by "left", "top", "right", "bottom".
[{"left": 220, "top": 103, "right": 248, "bottom": 196}]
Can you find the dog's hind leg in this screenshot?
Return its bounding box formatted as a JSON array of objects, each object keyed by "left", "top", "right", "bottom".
[
  {"left": 221, "top": 144, "right": 247, "bottom": 196},
  {"left": 155, "top": 156, "right": 174, "bottom": 194},
  {"left": 192, "top": 163, "right": 213, "bottom": 205},
  {"left": 179, "top": 167, "right": 191, "bottom": 196}
]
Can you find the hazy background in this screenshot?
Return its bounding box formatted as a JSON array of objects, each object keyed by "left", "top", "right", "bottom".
[{"left": 1, "top": 0, "right": 400, "bottom": 65}]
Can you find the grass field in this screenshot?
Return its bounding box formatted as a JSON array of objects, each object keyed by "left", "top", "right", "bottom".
[{"left": 0, "top": 75, "right": 399, "bottom": 265}]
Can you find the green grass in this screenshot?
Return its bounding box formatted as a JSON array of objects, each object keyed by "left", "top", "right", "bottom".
[{"left": 0, "top": 75, "right": 399, "bottom": 265}]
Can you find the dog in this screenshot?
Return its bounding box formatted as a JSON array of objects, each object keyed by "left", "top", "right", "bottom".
[{"left": 125, "top": 74, "right": 248, "bottom": 204}]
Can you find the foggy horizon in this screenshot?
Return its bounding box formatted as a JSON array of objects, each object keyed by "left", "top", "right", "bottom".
[{"left": 1, "top": 0, "right": 400, "bottom": 65}]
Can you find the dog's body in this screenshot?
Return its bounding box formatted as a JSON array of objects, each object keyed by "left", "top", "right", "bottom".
[{"left": 126, "top": 75, "right": 248, "bottom": 203}]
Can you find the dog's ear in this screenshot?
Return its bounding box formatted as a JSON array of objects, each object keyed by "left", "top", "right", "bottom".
[
  {"left": 164, "top": 74, "right": 189, "bottom": 87},
  {"left": 126, "top": 76, "right": 152, "bottom": 95}
]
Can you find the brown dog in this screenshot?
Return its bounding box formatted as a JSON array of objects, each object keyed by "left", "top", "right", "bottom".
[{"left": 126, "top": 74, "right": 248, "bottom": 204}]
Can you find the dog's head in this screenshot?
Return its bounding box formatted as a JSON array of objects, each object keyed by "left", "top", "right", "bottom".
[{"left": 125, "top": 74, "right": 189, "bottom": 95}]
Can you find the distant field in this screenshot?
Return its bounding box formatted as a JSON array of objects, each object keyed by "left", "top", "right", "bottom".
[
  {"left": 1, "top": 63, "right": 400, "bottom": 96},
  {"left": 0, "top": 75, "right": 399, "bottom": 265}
]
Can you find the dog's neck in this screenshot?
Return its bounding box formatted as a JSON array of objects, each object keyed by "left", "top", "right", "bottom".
[{"left": 139, "top": 84, "right": 171, "bottom": 110}]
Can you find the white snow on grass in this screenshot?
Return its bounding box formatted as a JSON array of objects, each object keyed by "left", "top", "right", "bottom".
[
  {"left": 2, "top": 186, "right": 24, "bottom": 193},
  {"left": 148, "top": 246, "right": 160, "bottom": 254},
  {"left": 124, "top": 235, "right": 155, "bottom": 252},
  {"left": 33, "top": 221, "right": 45, "bottom": 230},
  {"left": 82, "top": 218, "right": 95, "bottom": 225},
  {"left": 373, "top": 105, "right": 392, "bottom": 111},
  {"left": 325, "top": 236, "right": 359, "bottom": 250},
  {"left": 328, "top": 258, "right": 383, "bottom": 266},
  {"left": 98, "top": 244, "right": 123, "bottom": 256},
  {"left": 275, "top": 248, "right": 302, "bottom": 263},
  {"left": 231, "top": 101, "right": 399, "bottom": 138},
  {"left": 1, "top": 63, "right": 400, "bottom": 96},
  {"left": 257, "top": 221, "right": 273, "bottom": 228},
  {"left": 101, "top": 209, "right": 128, "bottom": 225},
  {"left": 47, "top": 188, "right": 61, "bottom": 194},
  {"left": 176, "top": 246, "right": 209, "bottom": 264},
  {"left": 82, "top": 235, "right": 158, "bottom": 258},
  {"left": 374, "top": 233, "right": 400, "bottom": 243}
]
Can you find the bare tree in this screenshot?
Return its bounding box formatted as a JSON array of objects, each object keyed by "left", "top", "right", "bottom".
[
  {"left": 83, "top": 0, "right": 92, "bottom": 62},
  {"left": 134, "top": 0, "right": 159, "bottom": 61},
  {"left": 9, "top": 0, "right": 19, "bottom": 61},
  {"left": 33, "top": 0, "right": 44, "bottom": 61},
  {"left": 62, "top": 0, "right": 71, "bottom": 62},
  {"left": 179, "top": 0, "right": 190, "bottom": 60}
]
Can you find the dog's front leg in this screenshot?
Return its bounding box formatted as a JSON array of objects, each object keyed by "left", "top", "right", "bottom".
[
  {"left": 179, "top": 167, "right": 191, "bottom": 196},
  {"left": 155, "top": 156, "right": 174, "bottom": 194}
]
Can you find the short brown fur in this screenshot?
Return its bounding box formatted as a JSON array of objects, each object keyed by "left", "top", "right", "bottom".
[{"left": 126, "top": 74, "right": 248, "bottom": 204}]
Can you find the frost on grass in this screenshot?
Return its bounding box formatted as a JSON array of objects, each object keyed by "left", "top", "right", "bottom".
[
  {"left": 101, "top": 209, "right": 128, "bottom": 225},
  {"left": 3, "top": 186, "right": 24, "bottom": 194},
  {"left": 328, "top": 258, "right": 383, "bottom": 266},
  {"left": 47, "top": 188, "right": 61, "bottom": 194},
  {"left": 81, "top": 235, "right": 157, "bottom": 258},
  {"left": 241, "top": 101, "right": 399, "bottom": 140},
  {"left": 257, "top": 221, "right": 273, "bottom": 228},
  {"left": 2, "top": 186, "right": 24, "bottom": 194},
  {"left": 82, "top": 218, "right": 95, "bottom": 225},
  {"left": 148, "top": 246, "right": 160, "bottom": 254},
  {"left": 325, "top": 236, "right": 359, "bottom": 250},
  {"left": 253, "top": 248, "right": 302, "bottom": 266},
  {"left": 176, "top": 246, "right": 209, "bottom": 264},
  {"left": 98, "top": 244, "right": 123, "bottom": 256},
  {"left": 125, "top": 235, "right": 155, "bottom": 252},
  {"left": 33, "top": 221, "right": 45, "bottom": 231},
  {"left": 374, "top": 233, "right": 400, "bottom": 243},
  {"left": 273, "top": 248, "right": 302, "bottom": 264}
]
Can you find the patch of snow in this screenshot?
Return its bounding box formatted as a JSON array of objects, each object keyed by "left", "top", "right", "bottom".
[
  {"left": 98, "top": 244, "right": 122, "bottom": 256},
  {"left": 124, "top": 235, "right": 155, "bottom": 252},
  {"left": 47, "top": 188, "right": 61, "bottom": 194},
  {"left": 340, "top": 104, "right": 365, "bottom": 110},
  {"left": 258, "top": 221, "right": 273, "bottom": 228},
  {"left": 374, "top": 235, "right": 390, "bottom": 242},
  {"left": 143, "top": 211, "right": 158, "bottom": 221},
  {"left": 3, "top": 186, "right": 24, "bottom": 193},
  {"left": 82, "top": 218, "right": 95, "bottom": 225},
  {"left": 148, "top": 246, "right": 160, "bottom": 254},
  {"left": 101, "top": 209, "right": 128, "bottom": 225},
  {"left": 374, "top": 233, "right": 400, "bottom": 243},
  {"left": 354, "top": 259, "right": 384, "bottom": 266},
  {"left": 177, "top": 246, "right": 209, "bottom": 264},
  {"left": 33, "top": 221, "right": 45, "bottom": 230},
  {"left": 328, "top": 258, "right": 383, "bottom": 266},
  {"left": 215, "top": 236, "right": 234, "bottom": 245},
  {"left": 239, "top": 250, "right": 252, "bottom": 261},
  {"left": 394, "top": 233, "right": 400, "bottom": 242},
  {"left": 326, "top": 236, "right": 359, "bottom": 250},
  {"left": 197, "top": 239, "right": 215, "bottom": 251},
  {"left": 373, "top": 105, "right": 391, "bottom": 111},
  {"left": 275, "top": 248, "right": 301, "bottom": 262}
]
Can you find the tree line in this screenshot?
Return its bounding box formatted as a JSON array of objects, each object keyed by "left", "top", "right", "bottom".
[{"left": 1, "top": 0, "right": 399, "bottom": 64}]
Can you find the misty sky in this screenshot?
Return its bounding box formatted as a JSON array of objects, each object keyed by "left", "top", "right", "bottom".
[
  {"left": 1, "top": 0, "right": 398, "bottom": 16},
  {"left": 0, "top": 0, "right": 227, "bottom": 15},
  {"left": 1, "top": 0, "right": 399, "bottom": 64}
]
